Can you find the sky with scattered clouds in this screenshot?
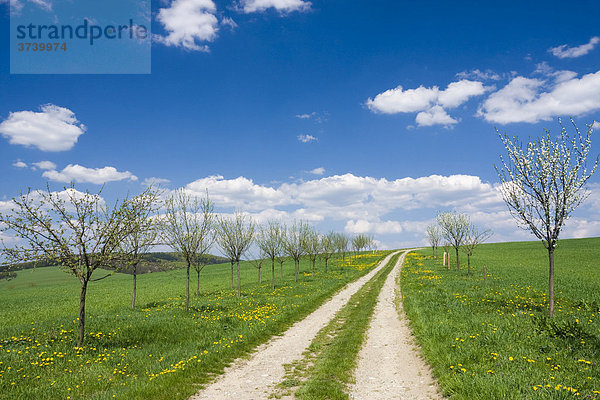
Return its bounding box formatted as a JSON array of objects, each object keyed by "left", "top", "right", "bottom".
[{"left": 0, "top": 0, "right": 599, "bottom": 249}]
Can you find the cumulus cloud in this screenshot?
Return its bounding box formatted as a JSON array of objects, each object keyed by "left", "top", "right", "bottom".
[
  {"left": 308, "top": 167, "right": 325, "bottom": 175},
  {"left": 0, "top": 104, "right": 86, "bottom": 151},
  {"left": 184, "top": 175, "right": 288, "bottom": 210},
  {"left": 155, "top": 0, "right": 219, "bottom": 51},
  {"left": 239, "top": 0, "right": 311, "bottom": 13},
  {"left": 42, "top": 164, "right": 138, "bottom": 184},
  {"left": 415, "top": 106, "right": 458, "bottom": 127},
  {"left": 592, "top": 121, "right": 600, "bottom": 130},
  {"left": 172, "top": 172, "right": 528, "bottom": 248},
  {"left": 366, "top": 79, "right": 488, "bottom": 127},
  {"left": 345, "top": 219, "right": 403, "bottom": 234},
  {"left": 297, "top": 134, "right": 317, "bottom": 143},
  {"left": 549, "top": 36, "right": 600, "bottom": 59},
  {"left": 478, "top": 70, "right": 600, "bottom": 124},
  {"left": 12, "top": 160, "right": 27, "bottom": 168},
  {"left": 32, "top": 160, "right": 56, "bottom": 170}
]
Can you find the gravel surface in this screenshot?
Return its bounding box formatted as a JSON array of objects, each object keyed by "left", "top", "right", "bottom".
[
  {"left": 349, "top": 250, "right": 442, "bottom": 400},
  {"left": 189, "top": 251, "right": 401, "bottom": 400}
]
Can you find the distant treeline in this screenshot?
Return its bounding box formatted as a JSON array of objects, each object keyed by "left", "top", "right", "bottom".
[{"left": 0, "top": 252, "right": 229, "bottom": 277}]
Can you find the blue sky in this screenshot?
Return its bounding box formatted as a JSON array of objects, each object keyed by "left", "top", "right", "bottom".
[{"left": 1, "top": 0, "right": 599, "bottom": 249}]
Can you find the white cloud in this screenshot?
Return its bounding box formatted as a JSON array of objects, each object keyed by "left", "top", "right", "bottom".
[
  {"left": 534, "top": 62, "right": 578, "bottom": 84},
  {"left": 295, "top": 111, "right": 328, "bottom": 123},
  {"left": 298, "top": 134, "right": 317, "bottom": 143},
  {"left": 184, "top": 175, "right": 288, "bottom": 210},
  {"left": 221, "top": 16, "right": 238, "bottom": 30},
  {"left": 142, "top": 177, "right": 171, "bottom": 187},
  {"left": 366, "top": 79, "right": 488, "bottom": 127},
  {"left": 12, "top": 160, "right": 27, "bottom": 168},
  {"left": 592, "top": 121, "right": 600, "bottom": 130},
  {"left": 549, "top": 36, "right": 600, "bottom": 59},
  {"left": 4, "top": 0, "right": 52, "bottom": 14},
  {"left": 366, "top": 85, "right": 439, "bottom": 114},
  {"left": 345, "top": 219, "right": 403, "bottom": 234},
  {"left": 240, "top": 0, "right": 311, "bottom": 13},
  {"left": 415, "top": 106, "right": 458, "bottom": 127},
  {"left": 42, "top": 164, "right": 138, "bottom": 184},
  {"left": 438, "top": 80, "right": 489, "bottom": 108},
  {"left": 0, "top": 104, "right": 86, "bottom": 151},
  {"left": 308, "top": 167, "right": 325, "bottom": 175},
  {"left": 32, "top": 160, "right": 56, "bottom": 170},
  {"left": 155, "top": 0, "right": 219, "bottom": 51},
  {"left": 479, "top": 70, "right": 600, "bottom": 124},
  {"left": 456, "top": 69, "right": 501, "bottom": 81}
]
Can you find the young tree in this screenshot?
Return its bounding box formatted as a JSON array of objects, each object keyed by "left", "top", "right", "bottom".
[
  {"left": 162, "top": 189, "right": 214, "bottom": 311},
  {"left": 437, "top": 211, "right": 470, "bottom": 271},
  {"left": 0, "top": 186, "right": 139, "bottom": 346},
  {"left": 351, "top": 233, "right": 374, "bottom": 255},
  {"left": 247, "top": 250, "right": 265, "bottom": 284},
  {"left": 119, "top": 189, "right": 161, "bottom": 309},
  {"left": 333, "top": 233, "right": 349, "bottom": 268},
  {"left": 217, "top": 212, "right": 256, "bottom": 297},
  {"left": 425, "top": 224, "right": 442, "bottom": 257},
  {"left": 496, "top": 119, "right": 597, "bottom": 316},
  {"left": 282, "top": 220, "right": 309, "bottom": 282},
  {"left": 258, "top": 220, "right": 283, "bottom": 289},
  {"left": 320, "top": 231, "right": 337, "bottom": 273},
  {"left": 461, "top": 224, "right": 492, "bottom": 276},
  {"left": 305, "top": 228, "right": 322, "bottom": 275}
]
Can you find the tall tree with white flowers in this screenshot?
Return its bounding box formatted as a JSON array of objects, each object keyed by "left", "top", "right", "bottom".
[{"left": 496, "top": 119, "right": 597, "bottom": 317}]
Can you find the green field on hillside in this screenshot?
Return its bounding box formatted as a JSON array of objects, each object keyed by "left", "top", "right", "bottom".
[
  {"left": 403, "top": 238, "right": 600, "bottom": 399},
  {"left": 0, "top": 252, "right": 387, "bottom": 400}
]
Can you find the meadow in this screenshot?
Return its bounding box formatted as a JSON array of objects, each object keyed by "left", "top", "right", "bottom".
[
  {"left": 402, "top": 238, "right": 600, "bottom": 399},
  {"left": 0, "top": 251, "right": 387, "bottom": 400}
]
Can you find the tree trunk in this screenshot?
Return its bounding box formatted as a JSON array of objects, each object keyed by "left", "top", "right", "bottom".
[
  {"left": 294, "top": 259, "right": 298, "bottom": 282},
  {"left": 186, "top": 262, "right": 190, "bottom": 311},
  {"left": 230, "top": 261, "right": 234, "bottom": 289},
  {"left": 549, "top": 247, "right": 555, "bottom": 317},
  {"left": 196, "top": 269, "right": 200, "bottom": 296},
  {"left": 325, "top": 258, "right": 328, "bottom": 273},
  {"left": 258, "top": 265, "right": 262, "bottom": 284},
  {"left": 467, "top": 254, "right": 471, "bottom": 276},
  {"left": 271, "top": 259, "right": 275, "bottom": 290},
  {"left": 312, "top": 258, "right": 315, "bottom": 275},
  {"left": 131, "top": 264, "right": 137, "bottom": 309},
  {"left": 78, "top": 279, "right": 88, "bottom": 347},
  {"left": 237, "top": 260, "right": 241, "bottom": 297},
  {"left": 455, "top": 247, "right": 460, "bottom": 271}
]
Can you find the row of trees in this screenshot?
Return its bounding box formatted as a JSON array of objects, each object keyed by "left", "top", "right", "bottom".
[
  {"left": 0, "top": 186, "right": 375, "bottom": 345},
  {"left": 425, "top": 211, "right": 492, "bottom": 275}
]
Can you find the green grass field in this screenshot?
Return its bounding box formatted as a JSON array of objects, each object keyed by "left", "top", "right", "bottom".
[
  {"left": 402, "top": 238, "right": 600, "bottom": 399},
  {"left": 0, "top": 252, "right": 387, "bottom": 400}
]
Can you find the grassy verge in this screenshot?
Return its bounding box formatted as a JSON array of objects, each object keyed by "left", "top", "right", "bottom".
[
  {"left": 401, "top": 238, "right": 600, "bottom": 399},
  {"left": 276, "top": 251, "right": 401, "bottom": 400},
  {"left": 0, "top": 251, "right": 388, "bottom": 400}
]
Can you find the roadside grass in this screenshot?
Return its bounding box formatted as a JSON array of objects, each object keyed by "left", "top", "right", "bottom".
[
  {"left": 276, "top": 252, "right": 401, "bottom": 400},
  {"left": 0, "top": 251, "right": 387, "bottom": 400},
  {"left": 402, "top": 238, "right": 600, "bottom": 399}
]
